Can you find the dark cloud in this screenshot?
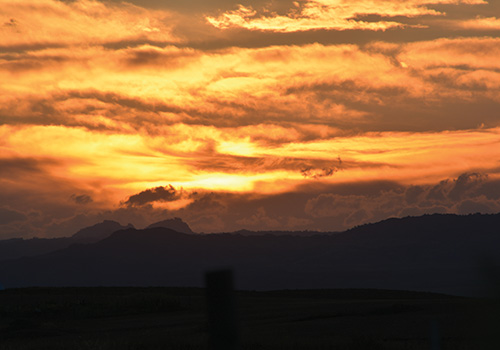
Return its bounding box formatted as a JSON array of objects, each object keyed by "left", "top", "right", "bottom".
[
  {"left": 305, "top": 193, "right": 362, "bottom": 218},
  {"left": 123, "top": 185, "right": 183, "bottom": 207},
  {"left": 399, "top": 205, "right": 448, "bottom": 218},
  {"left": 70, "top": 194, "right": 93, "bottom": 205},
  {"left": 121, "top": 45, "right": 199, "bottom": 68},
  {"left": 344, "top": 209, "right": 369, "bottom": 226},
  {"left": 301, "top": 172, "right": 500, "bottom": 230},
  {"left": 0, "top": 157, "right": 53, "bottom": 176},
  {"left": 236, "top": 207, "right": 281, "bottom": 229},
  {"left": 188, "top": 154, "right": 350, "bottom": 176},
  {"left": 285, "top": 77, "right": 500, "bottom": 132},
  {"left": 477, "top": 179, "right": 500, "bottom": 200},
  {"left": 456, "top": 198, "right": 497, "bottom": 215},
  {"left": 0, "top": 51, "right": 70, "bottom": 73},
  {"left": 405, "top": 185, "right": 426, "bottom": 205},
  {"left": 0, "top": 207, "right": 26, "bottom": 225},
  {"left": 301, "top": 157, "right": 342, "bottom": 179},
  {"left": 184, "top": 192, "right": 228, "bottom": 215},
  {"left": 2, "top": 171, "right": 498, "bottom": 238},
  {"left": 448, "top": 172, "right": 486, "bottom": 201},
  {"left": 0, "top": 90, "right": 184, "bottom": 132}
]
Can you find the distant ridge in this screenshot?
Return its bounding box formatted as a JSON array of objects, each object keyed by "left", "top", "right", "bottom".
[
  {"left": 146, "top": 217, "right": 193, "bottom": 234},
  {"left": 1, "top": 213, "right": 500, "bottom": 296},
  {"left": 72, "top": 220, "right": 134, "bottom": 243},
  {"left": 0, "top": 220, "right": 134, "bottom": 262}
]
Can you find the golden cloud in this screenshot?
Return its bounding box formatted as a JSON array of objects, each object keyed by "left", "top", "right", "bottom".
[
  {"left": 1, "top": 0, "right": 499, "bottom": 236},
  {"left": 454, "top": 17, "right": 500, "bottom": 30},
  {"left": 0, "top": 0, "right": 176, "bottom": 48},
  {"left": 206, "top": 0, "right": 486, "bottom": 32}
]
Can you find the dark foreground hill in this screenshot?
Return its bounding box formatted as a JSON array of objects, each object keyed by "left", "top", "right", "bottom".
[
  {"left": 3, "top": 286, "right": 497, "bottom": 350},
  {"left": 1, "top": 213, "right": 500, "bottom": 296}
]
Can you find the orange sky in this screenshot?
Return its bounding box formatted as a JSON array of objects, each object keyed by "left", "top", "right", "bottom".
[{"left": 1, "top": 0, "right": 500, "bottom": 237}]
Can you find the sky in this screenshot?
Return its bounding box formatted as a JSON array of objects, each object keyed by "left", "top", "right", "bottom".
[{"left": 1, "top": 0, "right": 500, "bottom": 238}]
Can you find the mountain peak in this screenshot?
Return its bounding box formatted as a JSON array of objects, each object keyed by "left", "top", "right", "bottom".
[
  {"left": 146, "top": 217, "right": 193, "bottom": 234},
  {"left": 72, "top": 220, "right": 134, "bottom": 243}
]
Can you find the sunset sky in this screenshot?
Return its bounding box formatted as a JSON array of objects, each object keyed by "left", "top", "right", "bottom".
[{"left": 1, "top": 0, "right": 500, "bottom": 238}]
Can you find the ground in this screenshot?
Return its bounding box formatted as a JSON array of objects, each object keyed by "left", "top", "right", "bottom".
[{"left": 0, "top": 287, "right": 498, "bottom": 349}]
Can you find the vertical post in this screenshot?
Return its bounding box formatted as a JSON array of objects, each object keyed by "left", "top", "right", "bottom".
[
  {"left": 205, "top": 269, "right": 239, "bottom": 350},
  {"left": 430, "top": 320, "right": 441, "bottom": 350}
]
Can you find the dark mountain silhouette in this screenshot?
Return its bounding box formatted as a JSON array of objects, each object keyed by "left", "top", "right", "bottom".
[
  {"left": 146, "top": 217, "right": 193, "bottom": 234},
  {"left": 229, "top": 229, "right": 328, "bottom": 236},
  {"left": 0, "top": 220, "right": 133, "bottom": 261},
  {"left": 1, "top": 213, "right": 499, "bottom": 296},
  {"left": 0, "top": 237, "right": 73, "bottom": 262},
  {"left": 72, "top": 220, "right": 134, "bottom": 243}
]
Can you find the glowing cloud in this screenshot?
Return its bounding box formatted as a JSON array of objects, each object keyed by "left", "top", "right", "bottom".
[
  {"left": 0, "top": 0, "right": 176, "bottom": 48},
  {"left": 456, "top": 16, "right": 500, "bottom": 30},
  {"left": 0, "top": 0, "right": 499, "bottom": 236},
  {"left": 206, "top": 0, "right": 486, "bottom": 32}
]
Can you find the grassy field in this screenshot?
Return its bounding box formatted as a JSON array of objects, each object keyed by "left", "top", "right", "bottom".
[{"left": 0, "top": 287, "right": 498, "bottom": 349}]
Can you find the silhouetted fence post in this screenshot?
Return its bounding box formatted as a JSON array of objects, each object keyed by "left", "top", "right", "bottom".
[
  {"left": 430, "top": 320, "right": 441, "bottom": 350},
  {"left": 205, "top": 269, "right": 239, "bottom": 350}
]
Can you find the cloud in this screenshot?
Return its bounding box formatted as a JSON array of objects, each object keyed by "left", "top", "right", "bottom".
[
  {"left": 120, "top": 45, "right": 199, "bottom": 69},
  {"left": 0, "top": 207, "right": 26, "bottom": 225},
  {"left": 3, "top": 38, "right": 499, "bottom": 136},
  {"left": 206, "top": 4, "right": 399, "bottom": 32},
  {"left": 123, "top": 185, "right": 184, "bottom": 207},
  {"left": 160, "top": 172, "right": 500, "bottom": 232},
  {"left": 305, "top": 193, "right": 363, "bottom": 218},
  {"left": 456, "top": 197, "right": 498, "bottom": 214},
  {"left": 236, "top": 207, "right": 281, "bottom": 229},
  {"left": 1, "top": 170, "right": 499, "bottom": 237},
  {"left": 205, "top": 0, "right": 485, "bottom": 33},
  {"left": 0, "top": 157, "right": 53, "bottom": 176},
  {"left": 447, "top": 172, "right": 486, "bottom": 200},
  {"left": 0, "top": 0, "right": 176, "bottom": 49},
  {"left": 398, "top": 37, "right": 500, "bottom": 71},
  {"left": 1, "top": 0, "right": 500, "bottom": 239},
  {"left": 455, "top": 16, "right": 500, "bottom": 30},
  {"left": 302, "top": 172, "right": 500, "bottom": 229},
  {"left": 70, "top": 194, "right": 93, "bottom": 205},
  {"left": 301, "top": 157, "right": 343, "bottom": 179}
]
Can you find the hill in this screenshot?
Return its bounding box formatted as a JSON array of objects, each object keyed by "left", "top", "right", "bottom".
[
  {"left": 0, "top": 220, "right": 133, "bottom": 261},
  {"left": 71, "top": 220, "right": 134, "bottom": 243},
  {"left": 146, "top": 217, "right": 193, "bottom": 234},
  {"left": 1, "top": 213, "right": 499, "bottom": 295}
]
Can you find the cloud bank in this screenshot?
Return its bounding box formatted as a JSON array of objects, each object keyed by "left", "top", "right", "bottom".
[{"left": 0, "top": 0, "right": 499, "bottom": 237}]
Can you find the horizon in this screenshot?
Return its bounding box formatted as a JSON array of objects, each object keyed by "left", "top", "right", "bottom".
[
  {"left": 1, "top": 0, "right": 500, "bottom": 239},
  {"left": 4, "top": 211, "right": 499, "bottom": 240}
]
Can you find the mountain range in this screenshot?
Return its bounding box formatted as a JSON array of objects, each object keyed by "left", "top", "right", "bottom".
[
  {"left": 1, "top": 213, "right": 500, "bottom": 296},
  {"left": 0, "top": 218, "right": 189, "bottom": 261}
]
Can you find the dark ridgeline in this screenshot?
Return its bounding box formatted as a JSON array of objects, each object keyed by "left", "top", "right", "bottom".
[
  {"left": 0, "top": 213, "right": 499, "bottom": 296},
  {"left": 146, "top": 217, "right": 194, "bottom": 234},
  {"left": 0, "top": 218, "right": 194, "bottom": 262},
  {"left": 71, "top": 220, "right": 134, "bottom": 243},
  {"left": 0, "top": 220, "right": 133, "bottom": 262}
]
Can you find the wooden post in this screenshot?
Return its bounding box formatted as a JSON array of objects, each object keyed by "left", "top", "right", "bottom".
[
  {"left": 205, "top": 269, "right": 239, "bottom": 350},
  {"left": 430, "top": 320, "right": 441, "bottom": 350}
]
